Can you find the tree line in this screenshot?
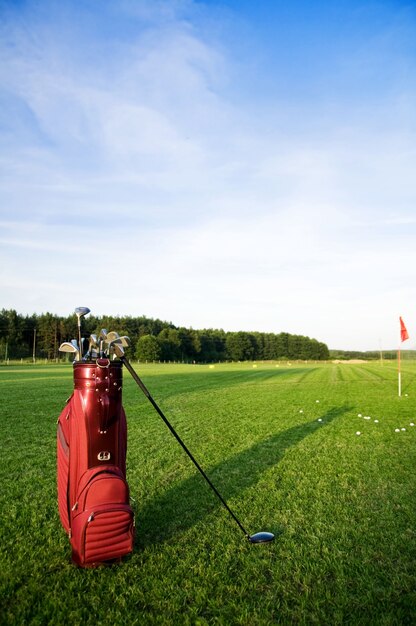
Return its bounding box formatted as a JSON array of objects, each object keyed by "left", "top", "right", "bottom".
[{"left": 0, "top": 309, "right": 330, "bottom": 362}]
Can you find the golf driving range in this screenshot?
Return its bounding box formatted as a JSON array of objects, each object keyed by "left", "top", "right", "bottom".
[{"left": 1, "top": 359, "right": 416, "bottom": 624}]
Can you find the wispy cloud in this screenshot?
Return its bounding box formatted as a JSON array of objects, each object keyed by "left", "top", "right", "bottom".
[{"left": 1, "top": 0, "right": 416, "bottom": 349}]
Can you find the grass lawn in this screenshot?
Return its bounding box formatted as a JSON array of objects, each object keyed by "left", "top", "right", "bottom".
[{"left": 1, "top": 360, "right": 416, "bottom": 624}]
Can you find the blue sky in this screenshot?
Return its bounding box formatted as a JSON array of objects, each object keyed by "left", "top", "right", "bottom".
[{"left": 1, "top": 0, "right": 415, "bottom": 350}]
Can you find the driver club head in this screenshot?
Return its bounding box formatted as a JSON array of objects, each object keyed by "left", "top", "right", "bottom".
[
  {"left": 248, "top": 532, "right": 275, "bottom": 544},
  {"left": 75, "top": 306, "right": 90, "bottom": 320}
]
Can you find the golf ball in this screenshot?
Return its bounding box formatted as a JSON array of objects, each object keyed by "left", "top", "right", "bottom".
[
  {"left": 316, "top": 400, "right": 320, "bottom": 403},
  {"left": 299, "top": 410, "right": 303, "bottom": 413},
  {"left": 401, "top": 428, "right": 406, "bottom": 432},
  {"left": 317, "top": 418, "right": 322, "bottom": 422},
  {"left": 395, "top": 429, "right": 400, "bottom": 433},
  {"left": 374, "top": 419, "right": 379, "bottom": 423},
  {"left": 358, "top": 413, "right": 362, "bottom": 417},
  {"left": 356, "top": 431, "right": 361, "bottom": 436},
  {"left": 410, "top": 423, "right": 415, "bottom": 427}
]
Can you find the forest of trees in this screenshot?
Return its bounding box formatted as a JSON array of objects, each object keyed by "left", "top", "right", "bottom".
[{"left": 0, "top": 309, "right": 330, "bottom": 362}]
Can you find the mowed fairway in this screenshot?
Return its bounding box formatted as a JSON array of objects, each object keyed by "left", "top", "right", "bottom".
[{"left": 1, "top": 360, "right": 416, "bottom": 624}]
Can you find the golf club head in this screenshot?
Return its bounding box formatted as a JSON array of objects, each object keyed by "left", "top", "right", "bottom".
[
  {"left": 59, "top": 342, "right": 78, "bottom": 354},
  {"left": 98, "top": 329, "right": 108, "bottom": 357},
  {"left": 70, "top": 339, "right": 81, "bottom": 361},
  {"left": 113, "top": 343, "right": 125, "bottom": 359},
  {"left": 118, "top": 335, "right": 131, "bottom": 348},
  {"left": 107, "top": 335, "right": 131, "bottom": 354},
  {"left": 106, "top": 331, "right": 120, "bottom": 342},
  {"left": 248, "top": 532, "right": 275, "bottom": 544},
  {"left": 105, "top": 333, "right": 121, "bottom": 357},
  {"left": 75, "top": 306, "right": 90, "bottom": 319}
]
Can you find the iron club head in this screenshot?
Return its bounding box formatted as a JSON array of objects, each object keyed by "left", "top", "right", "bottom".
[
  {"left": 86, "top": 334, "right": 98, "bottom": 359},
  {"left": 106, "top": 331, "right": 119, "bottom": 342},
  {"left": 75, "top": 307, "right": 90, "bottom": 360},
  {"left": 59, "top": 341, "right": 78, "bottom": 353},
  {"left": 59, "top": 341, "right": 79, "bottom": 361},
  {"left": 107, "top": 335, "right": 131, "bottom": 358},
  {"left": 105, "top": 337, "right": 122, "bottom": 357},
  {"left": 112, "top": 343, "right": 125, "bottom": 359},
  {"left": 98, "top": 329, "right": 108, "bottom": 357},
  {"left": 70, "top": 339, "right": 81, "bottom": 361},
  {"left": 118, "top": 335, "right": 131, "bottom": 348}
]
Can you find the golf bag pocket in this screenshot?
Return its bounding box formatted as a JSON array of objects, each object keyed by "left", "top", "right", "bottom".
[
  {"left": 70, "top": 467, "right": 134, "bottom": 566},
  {"left": 57, "top": 408, "right": 71, "bottom": 533}
]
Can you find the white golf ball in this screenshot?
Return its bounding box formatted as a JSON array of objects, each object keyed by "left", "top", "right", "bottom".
[
  {"left": 316, "top": 400, "right": 320, "bottom": 403},
  {"left": 401, "top": 428, "right": 406, "bottom": 431},
  {"left": 374, "top": 419, "right": 379, "bottom": 423},
  {"left": 299, "top": 410, "right": 303, "bottom": 413},
  {"left": 358, "top": 413, "right": 362, "bottom": 417},
  {"left": 410, "top": 423, "right": 415, "bottom": 427},
  {"left": 356, "top": 431, "right": 361, "bottom": 436},
  {"left": 317, "top": 418, "right": 322, "bottom": 422},
  {"left": 364, "top": 416, "right": 371, "bottom": 420},
  {"left": 395, "top": 428, "right": 400, "bottom": 433}
]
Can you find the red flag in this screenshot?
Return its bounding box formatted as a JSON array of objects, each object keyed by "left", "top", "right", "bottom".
[{"left": 400, "top": 317, "right": 409, "bottom": 342}]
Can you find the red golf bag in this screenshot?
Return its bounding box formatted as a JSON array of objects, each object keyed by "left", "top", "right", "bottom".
[{"left": 57, "top": 359, "right": 134, "bottom": 566}]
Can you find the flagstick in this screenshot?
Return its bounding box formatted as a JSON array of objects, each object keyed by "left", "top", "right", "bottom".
[
  {"left": 398, "top": 317, "right": 409, "bottom": 397},
  {"left": 398, "top": 347, "right": 401, "bottom": 397}
]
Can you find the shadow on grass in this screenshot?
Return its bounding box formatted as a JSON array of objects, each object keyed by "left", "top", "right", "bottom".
[
  {"left": 125, "top": 366, "right": 318, "bottom": 402},
  {"left": 135, "top": 404, "right": 351, "bottom": 547}
]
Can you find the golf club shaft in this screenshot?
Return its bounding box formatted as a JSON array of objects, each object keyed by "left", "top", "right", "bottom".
[{"left": 120, "top": 356, "right": 250, "bottom": 538}]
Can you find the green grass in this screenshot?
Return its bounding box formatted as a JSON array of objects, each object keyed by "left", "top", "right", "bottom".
[{"left": 1, "top": 360, "right": 416, "bottom": 624}]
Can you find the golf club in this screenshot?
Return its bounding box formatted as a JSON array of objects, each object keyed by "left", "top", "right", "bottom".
[
  {"left": 87, "top": 334, "right": 98, "bottom": 359},
  {"left": 109, "top": 335, "right": 131, "bottom": 359},
  {"left": 70, "top": 339, "right": 81, "bottom": 361},
  {"left": 107, "top": 335, "right": 131, "bottom": 359},
  {"left": 98, "top": 328, "right": 108, "bottom": 358},
  {"left": 113, "top": 343, "right": 275, "bottom": 544},
  {"left": 106, "top": 331, "right": 119, "bottom": 342},
  {"left": 106, "top": 337, "right": 123, "bottom": 358},
  {"left": 75, "top": 307, "right": 90, "bottom": 360},
  {"left": 59, "top": 341, "right": 79, "bottom": 361}
]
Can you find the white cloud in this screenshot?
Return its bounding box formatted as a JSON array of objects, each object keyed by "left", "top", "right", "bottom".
[{"left": 1, "top": 1, "right": 416, "bottom": 350}]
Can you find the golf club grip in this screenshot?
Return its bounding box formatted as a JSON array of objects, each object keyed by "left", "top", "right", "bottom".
[{"left": 121, "top": 356, "right": 250, "bottom": 538}]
